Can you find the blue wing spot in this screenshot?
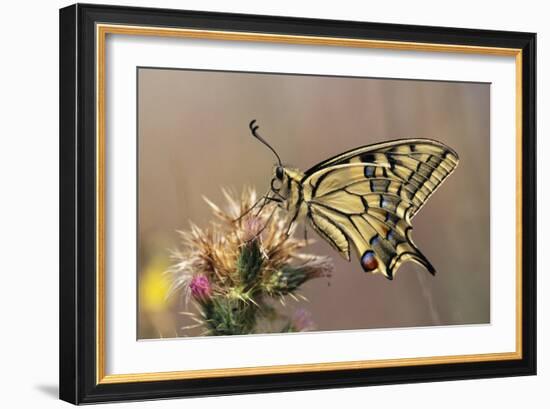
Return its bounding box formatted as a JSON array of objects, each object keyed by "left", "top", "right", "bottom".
[
  {"left": 365, "top": 166, "right": 375, "bottom": 178},
  {"left": 385, "top": 213, "right": 399, "bottom": 226}
]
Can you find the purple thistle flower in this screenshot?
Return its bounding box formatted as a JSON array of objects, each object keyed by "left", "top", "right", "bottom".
[
  {"left": 291, "top": 308, "right": 315, "bottom": 332},
  {"left": 189, "top": 274, "right": 212, "bottom": 302},
  {"left": 241, "top": 216, "right": 264, "bottom": 242}
]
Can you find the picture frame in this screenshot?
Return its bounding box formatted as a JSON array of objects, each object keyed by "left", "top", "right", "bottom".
[{"left": 59, "top": 3, "right": 536, "bottom": 404}]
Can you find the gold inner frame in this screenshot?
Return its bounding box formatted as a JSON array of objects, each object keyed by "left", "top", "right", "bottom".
[{"left": 95, "top": 23, "right": 523, "bottom": 385}]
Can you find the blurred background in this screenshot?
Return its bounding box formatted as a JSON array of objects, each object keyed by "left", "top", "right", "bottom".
[{"left": 137, "top": 67, "right": 490, "bottom": 339}]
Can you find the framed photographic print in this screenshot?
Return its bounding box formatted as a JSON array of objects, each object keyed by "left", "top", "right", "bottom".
[{"left": 59, "top": 3, "right": 536, "bottom": 404}]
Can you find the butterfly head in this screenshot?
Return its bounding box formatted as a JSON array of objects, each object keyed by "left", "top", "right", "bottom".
[
  {"left": 271, "top": 166, "right": 305, "bottom": 207},
  {"left": 270, "top": 165, "right": 288, "bottom": 201}
]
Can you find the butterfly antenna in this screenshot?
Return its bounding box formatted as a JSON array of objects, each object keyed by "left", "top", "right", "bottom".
[{"left": 249, "top": 120, "right": 282, "bottom": 167}]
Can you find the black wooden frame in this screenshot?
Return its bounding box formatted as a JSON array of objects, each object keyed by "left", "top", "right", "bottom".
[{"left": 59, "top": 3, "right": 536, "bottom": 404}]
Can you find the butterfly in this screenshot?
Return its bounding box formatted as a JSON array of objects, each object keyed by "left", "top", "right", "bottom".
[{"left": 246, "top": 120, "right": 459, "bottom": 280}]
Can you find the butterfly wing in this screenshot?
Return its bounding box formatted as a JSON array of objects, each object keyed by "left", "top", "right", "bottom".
[{"left": 302, "top": 139, "right": 459, "bottom": 279}]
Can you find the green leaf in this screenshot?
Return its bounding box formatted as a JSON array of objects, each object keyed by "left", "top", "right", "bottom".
[{"left": 265, "top": 266, "right": 311, "bottom": 295}]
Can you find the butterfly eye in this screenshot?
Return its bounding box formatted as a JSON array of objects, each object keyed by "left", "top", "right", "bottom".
[{"left": 275, "top": 166, "right": 284, "bottom": 180}]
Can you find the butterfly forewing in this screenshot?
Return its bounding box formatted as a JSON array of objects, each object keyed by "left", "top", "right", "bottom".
[{"left": 301, "top": 139, "right": 458, "bottom": 279}]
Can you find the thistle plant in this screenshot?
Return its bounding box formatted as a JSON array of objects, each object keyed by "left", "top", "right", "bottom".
[{"left": 169, "top": 188, "right": 332, "bottom": 336}]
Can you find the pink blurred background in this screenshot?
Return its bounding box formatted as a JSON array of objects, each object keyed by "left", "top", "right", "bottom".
[{"left": 137, "top": 68, "right": 490, "bottom": 339}]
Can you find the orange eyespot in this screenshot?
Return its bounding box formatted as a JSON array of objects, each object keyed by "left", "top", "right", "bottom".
[{"left": 361, "top": 251, "right": 378, "bottom": 272}]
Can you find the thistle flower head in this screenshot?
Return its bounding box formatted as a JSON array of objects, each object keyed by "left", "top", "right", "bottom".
[
  {"left": 189, "top": 274, "right": 212, "bottom": 302},
  {"left": 240, "top": 215, "right": 264, "bottom": 243},
  {"left": 169, "top": 187, "right": 333, "bottom": 336}
]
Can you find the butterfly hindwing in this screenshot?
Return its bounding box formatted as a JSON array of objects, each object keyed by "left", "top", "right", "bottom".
[{"left": 302, "top": 139, "right": 458, "bottom": 279}]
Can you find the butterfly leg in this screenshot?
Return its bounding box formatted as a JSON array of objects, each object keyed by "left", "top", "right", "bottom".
[
  {"left": 252, "top": 206, "right": 278, "bottom": 240},
  {"left": 233, "top": 186, "right": 272, "bottom": 222},
  {"left": 285, "top": 220, "right": 294, "bottom": 237},
  {"left": 253, "top": 195, "right": 282, "bottom": 217},
  {"left": 284, "top": 206, "right": 305, "bottom": 238}
]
